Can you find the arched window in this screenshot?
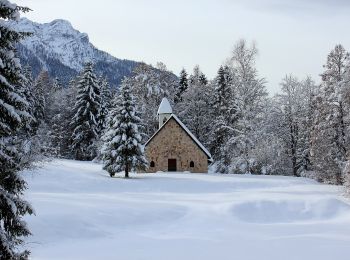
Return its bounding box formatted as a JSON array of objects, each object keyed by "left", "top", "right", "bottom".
[
  {"left": 150, "top": 161, "right": 155, "bottom": 167},
  {"left": 190, "top": 161, "right": 194, "bottom": 167}
]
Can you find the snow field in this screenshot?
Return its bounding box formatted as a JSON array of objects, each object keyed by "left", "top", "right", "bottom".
[{"left": 23, "top": 160, "right": 350, "bottom": 260}]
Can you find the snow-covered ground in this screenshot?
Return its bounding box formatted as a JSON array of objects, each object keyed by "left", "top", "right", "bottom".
[{"left": 23, "top": 160, "right": 350, "bottom": 260}]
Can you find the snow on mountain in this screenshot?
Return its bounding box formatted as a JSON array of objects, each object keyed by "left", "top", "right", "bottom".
[{"left": 12, "top": 18, "right": 138, "bottom": 86}]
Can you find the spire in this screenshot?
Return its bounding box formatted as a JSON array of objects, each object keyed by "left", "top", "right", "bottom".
[
  {"left": 157, "top": 97, "right": 172, "bottom": 128},
  {"left": 157, "top": 97, "right": 172, "bottom": 115}
]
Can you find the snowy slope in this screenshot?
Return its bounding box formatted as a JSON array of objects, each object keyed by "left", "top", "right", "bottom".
[
  {"left": 12, "top": 18, "right": 138, "bottom": 86},
  {"left": 22, "top": 160, "right": 350, "bottom": 260}
]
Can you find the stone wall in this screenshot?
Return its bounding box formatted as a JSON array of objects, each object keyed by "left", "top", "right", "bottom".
[{"left": 145, "top": 118, "right": 208, "bottom": 173}]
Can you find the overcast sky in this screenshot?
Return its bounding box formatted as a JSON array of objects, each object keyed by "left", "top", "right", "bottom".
[{"left": 18, "top": 0, "right": 350, "bottom": 93}]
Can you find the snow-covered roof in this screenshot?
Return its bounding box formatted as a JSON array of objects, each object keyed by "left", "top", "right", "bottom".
[
  {"left": 145, "top": 114, "right": 212, "bottom": 160},
  {"left": 157, "top": 97, "right": 172, "bottom": 115}
]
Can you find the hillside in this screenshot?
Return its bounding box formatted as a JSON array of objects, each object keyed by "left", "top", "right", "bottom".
[
  {"left": 23, "top": 160, "right": 350, "bottom": 260},
  {"left": 12, "top": 18, "right": 139, "bottom": 86}
]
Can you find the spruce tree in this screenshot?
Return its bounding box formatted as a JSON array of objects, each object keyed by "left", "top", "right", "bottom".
[
  {"left": 58, "top": 79, "right": 78, "bottom": 158},
  {"left": 98, "top": 76, "right": 112, "bottom": 133},
  {"left": 0, "top": 1, "right": 34, "bottom": 258},
  {"left": 210, "top": 66, "right": 235, "bottom": 172},
  {"left": 70, "top": 62, "right": 101, "bottom": 160},
  {"left": 175, "top": 68, "right": 188, "bottom": 103},
  {"left": 177, "top": 65, "right": 212, "bottom": 144},
  {"left": 32, "top": 70, "right": 51, "bottom": 130},
  {"left": 21, "top": 65, "right": 36, "bottom": 132},
  {"left": 101, "top": 80, "right": 147, "bottom": 178}
]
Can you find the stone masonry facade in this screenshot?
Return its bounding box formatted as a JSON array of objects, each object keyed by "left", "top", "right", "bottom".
[{"left": 145, "top": 118, "right": 208, "bottom": 173}]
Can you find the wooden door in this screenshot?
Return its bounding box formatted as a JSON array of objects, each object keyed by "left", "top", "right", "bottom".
[{"left": 168, "top": 159, "right": 177, "bottom": 171}]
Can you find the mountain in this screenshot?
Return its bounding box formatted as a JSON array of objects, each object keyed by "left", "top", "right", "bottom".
[{"left": 12, "top": 18, "right": 139, "bottom": 87}]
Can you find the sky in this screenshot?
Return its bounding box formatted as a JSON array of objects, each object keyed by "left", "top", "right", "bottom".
[{"left": 18, "top": 0, "right": 350, "bottom": 94}]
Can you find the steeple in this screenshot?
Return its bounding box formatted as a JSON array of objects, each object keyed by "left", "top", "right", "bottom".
[{"left": 157, "top": 97, "right": 172, "bottom": 128}]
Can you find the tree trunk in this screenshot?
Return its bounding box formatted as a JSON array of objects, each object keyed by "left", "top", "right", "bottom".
[
  {"left": 125, "top": 164, "right": 129, "bottom": 178},
  {"left": 290, "top": 123, "right": 299, "bottom": 177}
]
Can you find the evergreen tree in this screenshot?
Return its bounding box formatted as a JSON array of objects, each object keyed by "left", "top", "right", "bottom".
[
  {"left": 213, "top": 66, "right": 232, "bottom": 114},
  {"left": 178, "top": 65, "right": 212, "bottom": 145},
  {"left": 0, "top": 1, "right": 34, "bottom": 258},
  {"left": 175, "top": 68, "right": 188, "bottom": 103},
  {"left": 21, "top": 66, "right": 35, "bottom": 125},
  {"left": 101, "top": 80, "right": 147, "bottom": 178},
  {"left": 98, "top": 76, "right": 112, "bottom": 133},
  {"left": 57, "top": 79, "right": 78, "bottom": 158},
  {"left": 210, "top": 65, "right": 236, "bottom": 171},
  {"left": 70, "top": 62, "right": 101, "bottom": 160},
  {"left": 32, "top": 70, "right": 57, "bottom": 156},
  {"left": 32, "top": 70, "right": 50, "bottom": 129}
]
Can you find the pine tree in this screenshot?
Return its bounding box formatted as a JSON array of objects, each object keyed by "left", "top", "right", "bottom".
[
  {"left": 70, "top": 62, "right": 101, "bottom": 160},
  {"left": 98, "top": 76, "right": 112, "bottom": 133},
  {"left": 21, "top": 65, "right": 36, "bottom": 131},
  {"left": 175, "top": 68, "right": 188, "bottom": 103},
  {"left": 213, "top": 66, "right": 232, "bottom": 113},
  {"left": 57, "top": 79, "right": 78, "bottom": 158},
  {"left": 101, "top": 80, "right": 148, "bottom": 178},
  {"left": 210, "top": 66, "right": 236, "bottom": 171},
  {"left": 0, "top": 1, "right": 34, "bottom": 258},
  {"left": 32, "top": 70, "right": 51, "bottom": 130}
]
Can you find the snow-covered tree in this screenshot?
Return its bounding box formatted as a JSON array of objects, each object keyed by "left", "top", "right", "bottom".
[
  {"left": 55, "top": 79, "right": 78, "bottom": 158},
  {"left": 101, "top": 80, "right": 147, "bottom": 178},
  {"left": 128, "top": 63, "right": 177, "bottom": 140},
  {"left": 0, "top": 1, "right": 34, "bottom": 258},
  {"left": 311, "top": 44, "right": 349, "bottom": 184},
  {"left": 70, "top": 62, "right": 101, "bottom": 160},
  {"left": 32, "top": 70, "right": 51, "bottom": 129},
  {"left": 224, "top": 39, "right": 267, "bottom": 174},
  {"left": 210, "top": 65, "right": 236, "bottom": 164},
  {"left": 344, "top": 158, "right": 350, "bottom": 195},
  {"left": 98, "top": 76, "right": 112, "bottom": 133},
  {"left": 298, "top": 76, "right": 318, "bottom": 173},
  {"left": 178, "top": 65, "right": 213, "bottom": 145},
  {"left": 270, "top": 76, "right": 315, "bottom": 176},
  {"left": 175, "top": 68, "right": 188, "bottom": 103},
  {"left": 21, "top": 65, "right": 35, "bottom": 129}
]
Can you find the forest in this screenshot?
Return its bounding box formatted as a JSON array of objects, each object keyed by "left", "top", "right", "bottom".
[
  {"left": 24, "top": 41, "right": 350, "bottom": 186},
  {"left": 1, "top": 0, "right": 350, "bottom": 258}
]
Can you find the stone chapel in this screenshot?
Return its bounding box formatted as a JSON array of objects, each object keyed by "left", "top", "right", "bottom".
[{"left": 144, "top": 98, "right": 212, "bottom": 173}]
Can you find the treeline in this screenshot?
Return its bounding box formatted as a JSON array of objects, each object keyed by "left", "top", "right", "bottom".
[{"left": 23, "top": 40, "right": 350, "bottom": 190}]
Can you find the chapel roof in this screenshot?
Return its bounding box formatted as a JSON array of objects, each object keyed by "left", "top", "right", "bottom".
[{"left": 145, "top": 114, "right": 212, "bottom": 160}]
